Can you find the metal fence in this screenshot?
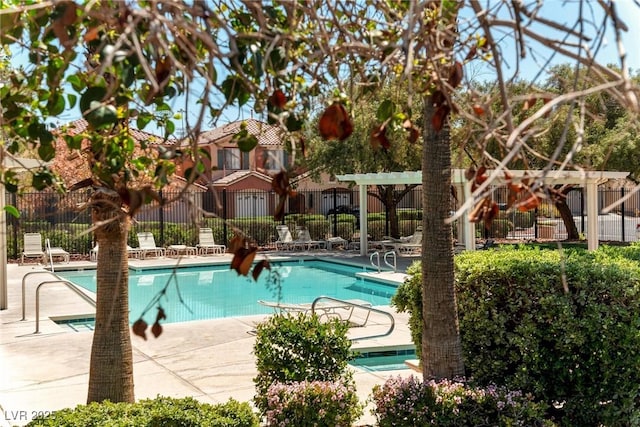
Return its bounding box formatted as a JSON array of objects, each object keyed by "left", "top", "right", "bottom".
[{"left": 6, "top": 187, "right": 640, "bottom": 260}]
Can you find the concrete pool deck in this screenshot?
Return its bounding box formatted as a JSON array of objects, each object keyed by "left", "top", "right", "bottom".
[{"left": 0, "top": 251, "right": 421, "bottom": 426}]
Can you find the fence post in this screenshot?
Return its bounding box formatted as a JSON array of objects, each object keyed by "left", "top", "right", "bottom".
[
  {"left": 159, "top": 189, "right": 165, "bottom": 246},
  {"left": 222, "top": 189, "right": 228, "bottom": 246},
  {"left": 332, "top": 187, "right": 337, "bottom": 237},
  {"left": 621, "top": 187, "right": 626, "bottom": 242},
  {"left": 580, "top": 188, "right": 585, "bottom": 235}
]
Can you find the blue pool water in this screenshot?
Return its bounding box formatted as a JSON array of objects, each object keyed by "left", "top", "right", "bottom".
[{"left": 56, "top": 260, "right": 398, "bottom": 325}]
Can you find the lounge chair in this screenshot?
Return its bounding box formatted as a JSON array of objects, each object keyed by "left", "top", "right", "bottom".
[
  {"left": 21, "top": 233, "right": 45, "bottom": 264},
  {"left": 21, "top": 233, "right": 70, "bottom": 265},
  {"left": 275, "top": 225, "right": 294, "bottom": 250},
  {"left": 383, "top": 227, "right": 422, "bottom": 255},
  {"left": 196, "top": 227, "right": 226, "bottom": 255},
  {"left": 291, "top": 227, "right": 324, "bottom": 250},
  {"left": 45, "top": 239, "right": 70, "bottom": 264},
  {"left": 135, "top": 232, "right": 165, "bottom": 259},
  {"left": 90, "top": 243, "right": 140, "bottom": 261}
]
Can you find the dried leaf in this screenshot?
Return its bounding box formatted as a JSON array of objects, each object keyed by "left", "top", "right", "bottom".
[
  {"left": 472, "top": 104, "right": 485, "bottom": 116},
  {"left": 84, "top": 27, "right": 100, "bottom": 43},
  {"left": 483, "top": 201, "right": 499, "bottom": 230},
  {"left": 431, "top": 105, "right": 450, "bottom": 132},
  {"left": 231, "top": 247, "right": 257, "bottom": 276},
  {"left": 465, "top": 45, "right": 477, "bottom": 61},
  {"left": 228, "top": 235, "right": 245, "bottom": 254},
  {"left": 448, "top": 61, "right": 463, "bottom": 88},
  {"left": 431, "top": 90, "right": 446, "bottom": 108},
  {"left": 155, "top": 56, "right": 172, "bottom": 84},
  {"left": 151, "top": 321, "right": 163, "bottom": 338},
  {"left": 252, "top": 259, "right": 271, "bottom": 281},
  {"left": 370, "top": 124, "right": 390, "bottom": 150},
  {"left": 155, "top": 307, "right": 167, "bottom": 322},
  {"left": 272, "top": 171, "right": 291, "bottom": 196},
  {"left": 318, "top": 102, "right": 353, "bottom": 141},
  {"left": 403, "top": 120, "right": 420, "bottom": 143},
  {"left": 517, "top": 193, "right": 540, "bottom": 212},
  {"left": 464, "top": 166, "right": 476, "bottom": 181},
  {"left": 268, "top": 89, "right": 287, "bottom": 109},
  {"left": 132, "top": 318, "right": 148, "bottom": 340}
]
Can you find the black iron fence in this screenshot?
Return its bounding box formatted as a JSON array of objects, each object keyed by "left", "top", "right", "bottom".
[{"left": 6, "top": 187, "right": 640, "bottom": 260}]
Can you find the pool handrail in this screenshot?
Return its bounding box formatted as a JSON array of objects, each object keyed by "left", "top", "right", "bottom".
[
  {"left": 311, "top": 296, "right": 395, "bottom": 341},
  {"left": 34, "top": 280, "right": 96, "bottom": 334},
  {"left": 21, "top": 271, "right": 61, "bottom": 321}
]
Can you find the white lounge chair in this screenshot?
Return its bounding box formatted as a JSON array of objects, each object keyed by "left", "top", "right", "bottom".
[
  {"left": 21, "top": 233, "right": 45, "bottom": 264},
  {"left": 90, "top": 243, "right": 140, "bottom": 261},
  {"left": 21, "top": 233, "right": 70, "bottom": 264},
  {"left": 383, "top": 227, "right": 422, "bottom": 255},
  {"left": 275, "top": 225, "right": 294, "bottom": 250},
  {"left": 291, "top": 227, "right": 324, "bottom": 251},
  {"left": 135, "top": 232, "right": 165, "bottom": 259},
  {"left": 196, "top": 227, "right": 226, "bottom": 255}
]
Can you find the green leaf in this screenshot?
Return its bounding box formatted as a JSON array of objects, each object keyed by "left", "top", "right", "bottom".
[
  {"left": 66, "top": 74, "right": 85, "bottom": 92},
  {"left": 67, "top": 93, "right": 77, "bottom": 109},
  {"left": 38, "top": 141, "right": 56, "bottom": 162},
  {"left": 164, "top": 120, "right": 175, "bottom": 136},
  {"left": 80, "top": 86, "right": 107, "bottom": 114},
  {"left": 47, "top": 92, "right": 65, "bottom": 116},
  {"left": 85, "top": 101, "right": 117, "bottom": 129},
  {"left": 3, "top": 205, "right": 20, "bottom": 218},
  {"left": 376, "top": 99, "right": 395, "bottom": 122},
  {"left": 32, "top": 171, "right": 53, "bottom": 191},
  {"left": 137, "top": 113, "right": 152, "bottom": 130}
]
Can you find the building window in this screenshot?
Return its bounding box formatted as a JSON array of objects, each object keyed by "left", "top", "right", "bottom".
[
  {"left": 263, "top": 149, "right": 287, "bottom": 171},
  {"left": 218, "top": 147, "right": 249, "bottom": 170}
]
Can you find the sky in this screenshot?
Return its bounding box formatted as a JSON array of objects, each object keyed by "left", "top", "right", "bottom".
[{"left": 7, "top": 1, "right": 640, "bottom": 135}]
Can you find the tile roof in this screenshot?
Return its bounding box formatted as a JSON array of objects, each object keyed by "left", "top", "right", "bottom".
[
  {"left": 211, "top": 170, "right": 273, "bottom": 186},
  {"left": 196, "top": 118, "right": 283, "bottom": 147},
  {"left": 60, "top": 119, "right": 174, "bottom": 145}
]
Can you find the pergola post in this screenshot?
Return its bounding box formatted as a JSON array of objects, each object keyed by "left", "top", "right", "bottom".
[
  {"left": 463, "top": 181, "right": 475, "bottom": 251},
  {"left": 359, "top": 184, "right": 367, "bottom": 256},
  {"left": 586, "top": 181, "right": 599, "bottom": 251}
]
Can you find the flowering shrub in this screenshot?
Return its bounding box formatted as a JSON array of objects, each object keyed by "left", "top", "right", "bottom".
[
  {"left": 265, "top": 380, "right": 362, "bottom": 427},
  {"left": 371, "top": 375, "right": 556, "bottom": 426}
]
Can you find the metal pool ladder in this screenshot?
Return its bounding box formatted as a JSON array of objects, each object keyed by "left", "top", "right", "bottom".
[
  {"left": 369, "top": 250, "right": 397, "bottom": 273},
  {"left": 310, "top": 296, "right": 395, "bottom": 341},
  {"left": 21, "top": 271, "right": 96, "bottom": 334}
]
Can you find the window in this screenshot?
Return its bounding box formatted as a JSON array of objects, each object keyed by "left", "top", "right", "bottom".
[
  {"left": 263, "top": 149, "right": 288, "bottom": 171},
  {"left": 218, "top": 148, "right": 249, "bottom": 170}
]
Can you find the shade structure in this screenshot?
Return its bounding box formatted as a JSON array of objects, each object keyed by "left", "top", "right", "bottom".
[
  {"left": 0, "top": 157, "right": 50, "bottom": 310},
  {"left": 336, "top": 169, "right": 630, "bottom": 256}
]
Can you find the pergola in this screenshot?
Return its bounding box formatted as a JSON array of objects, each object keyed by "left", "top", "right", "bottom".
[
  {"left": 336, "top": 169, "right": 630, "bottom": 256},
  {"left": 0, "top": 157, "right": 50, "bottom": 310}
]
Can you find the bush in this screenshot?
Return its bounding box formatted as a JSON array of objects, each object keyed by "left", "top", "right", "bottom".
[
  {"left": 253, "top": 313, "right": 356, "bottom": 415},
  {"left": 371, "top": 375, "right": 554, "bottom": 426},
  {"left": 27, "top": 396, "right": 259, "bottom": 426},
  {"left": 265, "top": 380, "right": 362, "bottom": 427},
  {"left": 394, "top": 248, "right": 640, "bottom": 425}
]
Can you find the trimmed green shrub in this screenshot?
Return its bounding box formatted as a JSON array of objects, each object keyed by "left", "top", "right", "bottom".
[
  {"left": 366, "top": 220, "right": 386, "bottom": 241},
  {"left": 397, "top": 208, "right": 422, "bottom": 221},
  {"left": 367, "top": 212, "right": 385, "bottom": 222},
  {"left": 393, "top": 248, "right": 640, "bottom": 425},
  {"left": 371, "top": 376, "right": 555, "bottom": 426},
  {"left": 253, "top": 313, "right": 356, "bottom": 414},
  {"left": 27, "top": 396, "right": 259, "bottom": 426}
]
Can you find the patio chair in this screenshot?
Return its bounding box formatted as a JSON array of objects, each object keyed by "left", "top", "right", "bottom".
[
  {"left": 21, "top": 233, "right": 45, "bottom": 264},
  {"left": 196, "top": 227, "right": 226, "bottom": 255},
  {"left": 45, "top": 238, "right": 70, "bottom": 264},
  {"left": 275, "top": 225, "right": 294, "bottom": 250},
  {"left": 291, "top": 227, "right": 324, "bottom": 251},
  {"left": 90, "top": 243, "right": 141, "bottom": 261},
  {"left": 135, "top": 232, "right": 166, "bottom": 259},
  {"left": 258, "top": 298, "right": 373, "bottom": 326},
  {"left": 384, "top": 227, "right": 422, "bottom": 255}
]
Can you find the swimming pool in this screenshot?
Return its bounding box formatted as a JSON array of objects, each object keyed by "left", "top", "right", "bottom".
[{"left": 56, "top": 260, "right": 398, "bottom": 325}]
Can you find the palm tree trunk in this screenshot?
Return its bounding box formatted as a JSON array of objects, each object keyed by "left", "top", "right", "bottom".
[
  {"left": 421, "top": 98, "right": 465, "bottom": 379},
  {"left": 87, "top": 189, "right": 134, "bottom": 403}
]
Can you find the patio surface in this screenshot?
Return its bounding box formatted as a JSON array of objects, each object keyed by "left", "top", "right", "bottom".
[{"left": 0, "top": 250, "right": 421, "bottom": 426}]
